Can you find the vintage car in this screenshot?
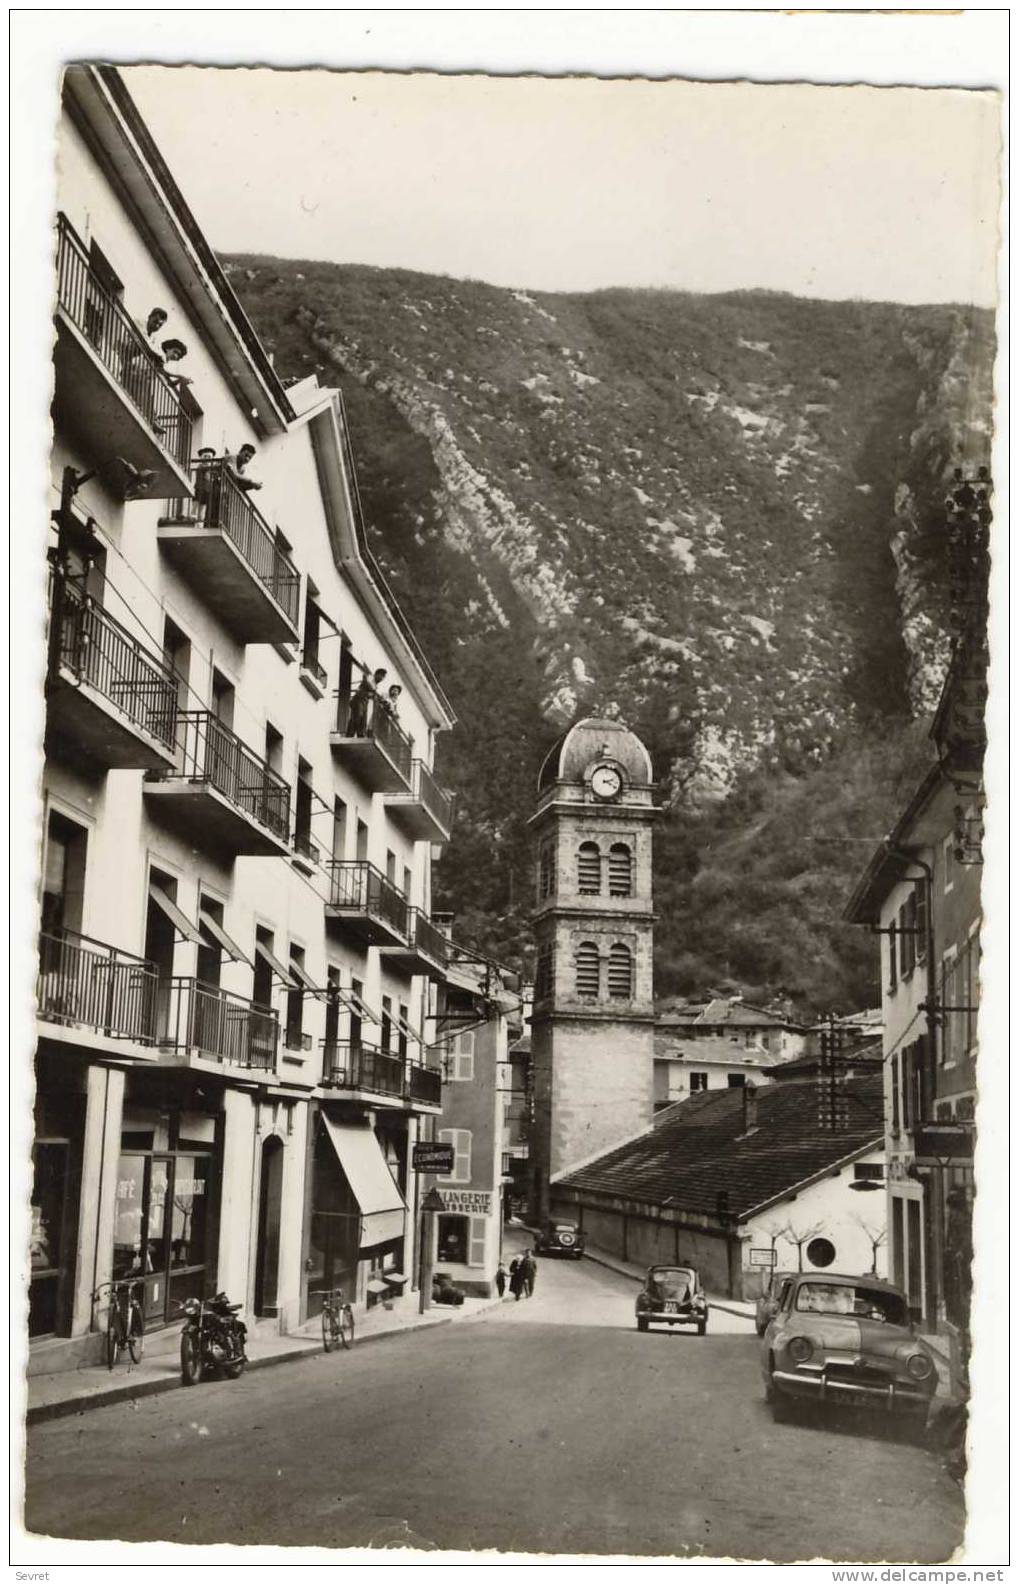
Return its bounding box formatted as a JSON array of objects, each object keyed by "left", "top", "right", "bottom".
[
  {"left": 635, "top": 1265, "right": 708, "bottom": 1334},
  {"left": 755, "top": 1273, "right": 794, "bottom": 1336},
  {"left": 761, "top": 1272, "right": 937, "bottom": 1424},
  {"left": 534, "top": 1219, "right": 586, "bottom": 1259}
]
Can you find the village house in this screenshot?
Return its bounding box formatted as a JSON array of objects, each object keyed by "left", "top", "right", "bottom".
[
  {"left": 653, "top": 995, "right": 810, "bottom": 1108},
  {"left": 32, "top": 65, "right": 457, "bottom": 1371}
]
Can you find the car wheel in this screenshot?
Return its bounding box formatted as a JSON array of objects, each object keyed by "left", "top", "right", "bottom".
[{"left": 637, "top": 1317, "right": 649, "bottom": 1332}]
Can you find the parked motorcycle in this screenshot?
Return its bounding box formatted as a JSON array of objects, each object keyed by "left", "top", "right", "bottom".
[{"left": 178, "top": 1292, "right": 247, "bottom": 1385}]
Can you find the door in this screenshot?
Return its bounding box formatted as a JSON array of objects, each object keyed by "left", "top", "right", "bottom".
[{"left": 254, "top": 1137, "right": 285, "bottom": 1317}]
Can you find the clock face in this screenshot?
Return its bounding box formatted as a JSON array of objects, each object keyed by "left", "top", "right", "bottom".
[{"left": 590, "top": 763, "right": 623, "bottom": 801}]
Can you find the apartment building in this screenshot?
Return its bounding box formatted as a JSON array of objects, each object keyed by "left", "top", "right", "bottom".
[{"left": 32, "top": 65, "right": 456, "bottom": 1370}]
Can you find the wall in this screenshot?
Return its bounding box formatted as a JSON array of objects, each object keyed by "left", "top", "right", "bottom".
[
  {"left": 741, "top": 1148, "right": 888, "bottom": 1299},
  {"left": 432, "top": 1009, "right": 507, "bottom": 1295}
]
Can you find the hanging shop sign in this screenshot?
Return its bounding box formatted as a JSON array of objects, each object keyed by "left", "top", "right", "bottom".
[{"left": 412, "top": 1142, "right": 455, "bottom": 1174}]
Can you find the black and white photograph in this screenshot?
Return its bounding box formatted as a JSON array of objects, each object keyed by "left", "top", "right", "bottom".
[{"left": 11, "top": 10, "right": 1007, "bottom": 1571}]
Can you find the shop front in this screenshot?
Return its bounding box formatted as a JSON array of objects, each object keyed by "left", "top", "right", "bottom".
[
  {"left": 30, "top": 1063, "right": 86, "bottom": 1339},
  {"left": 112, "top": 1077, "right": 223, "bottom": 1329},
  {"left": 433, "top": 1187, "right": 498, "bottom": 1297},
  {"left": 304, "top": 1108, "right": 407, "bottom": 1317}
]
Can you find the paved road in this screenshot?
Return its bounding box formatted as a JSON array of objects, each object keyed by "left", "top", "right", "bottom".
[{"left": 23, "top": 1242, "right": 963, "bottom": 1560}]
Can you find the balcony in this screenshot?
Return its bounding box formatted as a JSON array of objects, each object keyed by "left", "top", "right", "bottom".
[
  {"left": 321, "top": 1040, "right": 406, "bottom": 1102},
  {"left": 159, "top": 978, "right": 277, "bottom": 1071},
  {"left": 379, "top": 909, "right": 450, "bottom": 980},
  {"left": 46, "top": 577, "right": 178, "bottom": 770},
  {"left": 158, "top": 459, "right": 301, "bottom": 644},
  {"left": 37, "top": 930, "right": 158, "bottom": 1047},
  {"left": 406, "top": 1061, "right": 443, "bottom": 1108},
  {"left": 384, "top": 759, "right": 455, "bottom": 843},
  {"left": 52, "top": 214, "right": 194, "bottom": 498},
  {"left": 330, "top": 703, "right": 412, "bottom": 794},
  {"left": 324, "top": 861, "right": 409, "bottom": 948},
  {"left": 144, "top": 711, "right": 292, "bottom": 858}
]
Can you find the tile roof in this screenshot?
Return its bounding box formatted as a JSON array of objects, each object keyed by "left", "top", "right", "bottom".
[
  {"left": 653, "top": 1031, "right": 778, "bottom": 1067},
  {"left": 556, "top": 1075, "right": 884, "bottom": 1220}
]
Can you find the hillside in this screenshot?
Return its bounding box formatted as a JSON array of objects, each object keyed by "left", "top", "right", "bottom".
[{"left": 226, "top": 256, "right": 994, "bottom": 1012}]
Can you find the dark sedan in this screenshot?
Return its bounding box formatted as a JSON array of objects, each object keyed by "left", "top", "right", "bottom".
[{"left": 635, "top": 1265, "right": 708, "bottom": 1334}]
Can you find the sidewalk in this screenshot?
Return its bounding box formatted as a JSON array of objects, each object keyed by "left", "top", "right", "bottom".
[
  {"left": 580, "top": 1243, "right": 757, "bottom": 1323},
  {"left": 26, "top": 1292, "right": 499, "bottom": 1426}
]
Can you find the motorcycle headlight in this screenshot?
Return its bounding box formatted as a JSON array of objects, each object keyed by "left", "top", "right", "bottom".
[
  {"left": 788, "top": 1335, "right": 813, "bottom": 1364},
  {"left": 906, "top": 1352, "right": 934, "bottom": 1382}
]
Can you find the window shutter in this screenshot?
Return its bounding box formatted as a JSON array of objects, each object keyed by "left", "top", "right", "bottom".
[
  {"left": 890, "top": 1055, "right": 900, "bottom": 1131},
  {"left": 455, "top": 1130, "right": 471, "bottom": 1184},
  {"left": 887, "top": 925, "right": 898, "bottom": 991},
  {"left": 914, "top": 883, "right": 928, "bottom": 965},
  {"left": 607, "top": 942, "right": 633, "bottom": 999},
  {"left": 455, "top": 1031, "right": 475, "bottom": 1082},
  {"left": 575, "top": 941, "right": 599, "bottom": 998},
  {"left": 607, "top": 844, "right": 632, "bottom": 897},
  {"left": 468, "top": 1215, "right": 487, "bottom": 1268},
  {"left": 898, "top": 905, "right": 909, "bottom": 975},
  {"left": 577, "top": 842, "right": 601, "bottom": 895},
  {"left": 901, "top": 1045, "right": 913, "bottom": 1129}
]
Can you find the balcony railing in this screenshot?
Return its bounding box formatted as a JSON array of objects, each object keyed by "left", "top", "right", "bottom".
[
  {"left": 37, "top": 930, "right": 158, "bottom": 1044},
  {"left": 337, "top": 695, "right": 413, "bottom": 787},
  {"left": 327, "top": 861, "right": 409, "bottom": 938},
  {"left": 321, "top": 1040, "right": 406, "bottom": 1100},
  {"left": 411, "top": 910, "right": 450, "bottom": 969},
  {"left": 55, "top": 214, "right": 193, "bottom": 468},
  {"left": 162, "top": 458, "right": 301, "bottom": 630},
  {"left": 161, "top": 977, "right": 277, "bottom": 1069},
  {"left": 158, "top": 711, "right": 291, "bottom": 842},
  {"left": 406, "top": 1062, "right": 443, "bottom": 1106},
  {"left": 53, "top": 576, "right": 177, "bottom": 751},
  {"left": 410, "top": 760, "right": 454, "bottom": 833}
]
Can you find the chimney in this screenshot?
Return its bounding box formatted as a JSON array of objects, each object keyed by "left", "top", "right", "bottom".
[{"left": 742, "top": 1084, "right": 758, "bottom": 1132}]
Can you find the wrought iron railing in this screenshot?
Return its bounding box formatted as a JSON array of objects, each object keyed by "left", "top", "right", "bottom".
[
  {"left": 53, "top": 576, "right": 178, "bottom": 750},
  {"left": 55, "top": 213, "right": 193, "bottom": 467},
  {"left": 321, "top": 1040, "right": 406, "bottom": 1100},
  {"left": 160, "top": 977, "right": 277, "bottom": 1069},
  {"left": 162, "top": 457, "right": 301, "bottom": 630},
  {"left": 409, "top": 909, "right": 449, "bottom": 969},
  {"left": 337, "top": 693, "right": 413, "bottom": 785},
  {"left": 406, "top": 1063, "right": 443, "bottom": 1106},
  {"left": 37, "top": 930, "right": 158, "bottom": 1043},
  {"left": 326, "top": 861, "right": 409, "bottom": 938},
  {"left": 405, "top": 760, "right": 454, "bottom": 833},
  {"left": 154, "top": 711, "right": 291, "bottom": 842}
]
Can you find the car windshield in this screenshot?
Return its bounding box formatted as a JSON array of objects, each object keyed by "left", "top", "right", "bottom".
[
  {"left": 649, "top": 1268, "right": 695, "bottom": 1298},
  {"left": 794, "top": 1282, "right": 909, "bottom": 1324}
]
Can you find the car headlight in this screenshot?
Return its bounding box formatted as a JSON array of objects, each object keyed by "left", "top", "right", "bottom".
[
  {"left": 906, "top": 1352, "right": 934, "bottom": 1382},
  {"left": 788, "top": 1335, "right": 813, "bottom": 1364}
]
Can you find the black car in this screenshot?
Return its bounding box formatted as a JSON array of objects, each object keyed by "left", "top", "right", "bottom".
[
  {"left": 636, "top": 1265, "right": 708, "bottom": 1334},
  {"left": 534, "top": 1219, "right": 586, "bottom": 1258}
]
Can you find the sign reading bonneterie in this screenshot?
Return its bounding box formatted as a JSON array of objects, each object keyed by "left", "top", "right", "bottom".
[
  {"left": 436, "top": 1189, "right": 493, "bottom": 1216},
  {"left": 412, "top": 1142, "right": 455, "bottom": 1174}
]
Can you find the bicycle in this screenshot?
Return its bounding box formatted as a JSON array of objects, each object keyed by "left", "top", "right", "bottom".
[
  {"left": 93, "top": 1278, "right": 145, "bottom": 1369},
  {"left": 312, "top": 1287, "right": 355, "bottom": 1352}
]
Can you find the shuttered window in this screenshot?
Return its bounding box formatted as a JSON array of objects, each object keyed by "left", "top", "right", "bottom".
[
  {"left": 607, "top": 843, "right": 632, "bottom": 897},
  {"left": 451, "top": 1030, "right": 475, "bottom": 1082},
  {"left": 577, "top": 842, "right": 601, "bottom": 895},
  {"left": 890, "top": 1053, "right": 900, "bottom": 1132},
  {"left": 539, "top": 842, "right": 555, "bottom": 900},
  {"left": 914, "top": 882, "right": 928, "bottom": 965},
  {"left": 575, "top": 941, "right": 600, "bottom": 999},
  {"left": 439, "top": 1128, "right": 472, "bottom": 1185},
  {"left": 469, "top": 1215, "right": 487, "bottom": 1268},
  {"left": 607, "top": 942, "right": 633, "bottom": 999}
]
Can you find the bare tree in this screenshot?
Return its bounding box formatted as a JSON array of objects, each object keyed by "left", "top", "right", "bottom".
[
  {"left": 851, "top": 1214, "right": 887, "bottom": 1276},
  {"left": 781, "top": 1219, "right": 827, "bottom": 1272}
]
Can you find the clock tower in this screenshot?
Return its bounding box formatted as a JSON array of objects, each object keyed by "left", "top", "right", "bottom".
[{"left": 528, "top": 718, "right": 658, "bottom": 1221}]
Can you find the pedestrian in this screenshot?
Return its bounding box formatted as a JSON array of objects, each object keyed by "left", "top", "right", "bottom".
[
  {"left": 521, "top": 1249, "right": 537, "bottom": 1298},
  {"left": 509, "top": 1256, "right": 524, "bottom": 1301},
  {"left": 495, "top": 1260, "right": 508, "bottom": 1299}
]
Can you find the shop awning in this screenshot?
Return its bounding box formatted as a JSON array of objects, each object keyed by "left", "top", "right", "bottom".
[
  {"left": 320, "top": 1115, "right": 407, "bottom": 1250},
  {"left": 148, "top": 882, "right": 204, "bottom": 945},
  {"left": 198, "top": 905, "right": 253, "bottom": 967},
  {"left": 254, "top": 939, "right": 298, "bottom": 989}
]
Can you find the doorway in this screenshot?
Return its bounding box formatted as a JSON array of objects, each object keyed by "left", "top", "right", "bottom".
[{"left": 254, "top": 1136, "right": 285, "bottom": 1317}]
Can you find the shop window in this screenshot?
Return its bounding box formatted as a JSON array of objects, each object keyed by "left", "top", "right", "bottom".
[
  {"left": 607, "top": 843, "right": 632, "bottom": 898},
  {"left": 575, "top": 941, "right": 600, "bottom": 999},
  {"left": 30, "top": 1139, "right": 72, "bottom": 1337},
  {"left": 437, "top": 1214, "right": 469, "bottom": 1265},
  {"left": 806, "top": 1237, "right": 836, "bottom": 1269},
  {"left": 577, "top": 841, "right": 601, "bottom": 895},
  {"left": 439, "top": 1128, "right": 471, "bottom": 1185},
  {"left": 607, "top": 942, "right": 633, "bottom": 999}
]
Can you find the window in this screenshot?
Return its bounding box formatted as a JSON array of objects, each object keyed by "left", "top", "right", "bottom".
[
  {"left": 727, "top": 1073, "right": 746, "bottom": 1088},
  {"left": 942, "top": 834, "right": 955, "bottom": 893},
  {"left": 890, "top": 1053, "right": 900, "bottom": 1133},
  {"left": 196, "top": 897, "right": 223, "bottom": 990},
  {"left": 380, "top": 995, "right": 392, "bottom": 1053},
  {"left": 538, "top": 842, "right": 555, "bottom": 901},
  {"left": 41, "top": 810, "right": 88, "bottom": 935},
  {"left": 940, "top": 948, "right": 958, "bottom": 1065},
  {"left": 607, "top": 843, "right": 632, "bottom": 898},
  {"left": 577, "top": 841, "right": 601, "bottom": 895},
  {"left": 436, "top": 1214, "right": 468, "bottom": 1265},
  {"left": 302, "top": 595, "right": 322, "bottom": 679},
  {"left": 853, "top": 1162, "right": 886, "bottom": 1181},
  {"left": 252, "top": 926, "right": 276, "bottom": 1010},
  {"left": 886, "top": 922, "right": 898, "bottom": 993},
  {"left": 898, "top": 894, "right": 916, "bottom": 977},
  {"left": 534, "top": 943, "right": 554, "bottom": 1001},
  {"left": 607, "top": 942, "right": 633, "bottom": 999},
  {"left": 294, "top": 758, "right": 314, "bottom": 858},
  {"left": 162, "top": 616, "right": 191, "bottom": 716},
  {"left": 448, "top": 1030, "right": 475, "bottom": 1082},
  {"left": 690, "top": 1072, "right": 709, "bottom": 1093},
  {"left": 332, "top": 798, "right": 347, "bottom": 863},
  {"left": 439, "top": 1128, "right": 471, "bottom": 1185},
  {"left": 286, "top": 945, "right": 305, "bottom": 1048},
  {"left": 914, "top": 882, "right": 929, "bottom": 966},
  {"left": 575, "top": 941, "right": 600, "bottom": 999},
  {"left": 264, "top": 721, "right": 283, "bottom": 775},
  {"left": 805, "top": 1237, "right": 836, "bottom": 1269},
  {"left": 964, "top": 931, "right": 980, "bottom": 1055},
  {"left": 211, "top": 668, "right": 235, "bottom": 731}
]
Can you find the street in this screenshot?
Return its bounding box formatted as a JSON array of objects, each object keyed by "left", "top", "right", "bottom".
[{"left": 23, "top": 1242, "right": 964, "bottom": 1561}]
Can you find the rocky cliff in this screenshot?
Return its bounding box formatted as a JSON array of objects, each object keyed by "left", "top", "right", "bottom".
[{"left": 226, "top": 256, "right": 994, "bottom": 1012}]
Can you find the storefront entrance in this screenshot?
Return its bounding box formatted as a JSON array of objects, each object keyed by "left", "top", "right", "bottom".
[
  {"left": 254, "top": 1135, "right": 284, "bottom": 1317},
  {"left": 305, "top": 1123, "right": 359, "bottom": 1319},
  {"left": 29, "top": 1074, "right": 85, "bottom": 1339},
  {"left": 113, "top": 1098, "right": 220, "bottom": 1327}
]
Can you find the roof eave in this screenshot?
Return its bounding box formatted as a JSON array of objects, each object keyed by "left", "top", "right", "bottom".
[
  {"left": 739, "top": 1136, "right": 886, "bottom": 1222},
  {"left": 843, "top": 762, "right": 945, "bottom": 924}
]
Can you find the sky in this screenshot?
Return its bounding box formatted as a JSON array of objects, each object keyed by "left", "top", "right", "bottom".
[{"left": 123, "top": 67, "right": 1000, "bottom": 307}]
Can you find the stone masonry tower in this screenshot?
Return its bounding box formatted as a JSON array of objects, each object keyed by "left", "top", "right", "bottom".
[{"left": 528, "top": 718, "right": 657, "bottom": 1221}]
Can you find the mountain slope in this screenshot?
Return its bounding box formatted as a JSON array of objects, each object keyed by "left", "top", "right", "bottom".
[{"left": 226, "top": 256, "right": 993, "bottom": 1010}]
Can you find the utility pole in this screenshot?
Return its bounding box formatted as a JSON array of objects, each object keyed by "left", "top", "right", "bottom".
[{"left": 418, "top": 1185, "right": 444, "bottom": 1313}]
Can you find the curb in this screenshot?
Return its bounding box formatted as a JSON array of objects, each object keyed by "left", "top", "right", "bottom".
[
  {"left": 26, "top": 1301, "right": 501, "bottom": 1427},
  {"left": 581, "top": 1247, "right": 756, "bottom": 1325}
]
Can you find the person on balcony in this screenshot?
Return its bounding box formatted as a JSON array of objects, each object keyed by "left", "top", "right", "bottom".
[
  {"left": 380, "top": 683, "right": 403, "bottom": 725},
  {"left": 193, "top": 446, "right": 221, "bottom": 524},
  {"left": 121, "top": 307, "right": 169, "bottom": 424},
  {"left": 160, "top": 337, "right": 192, "bottom": 389},
  {"left": 226, "top": 442, "right": 262, "bottom": 494},
  {"left": 347, "top": 666, "right": 387, "bottom": 736}
]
